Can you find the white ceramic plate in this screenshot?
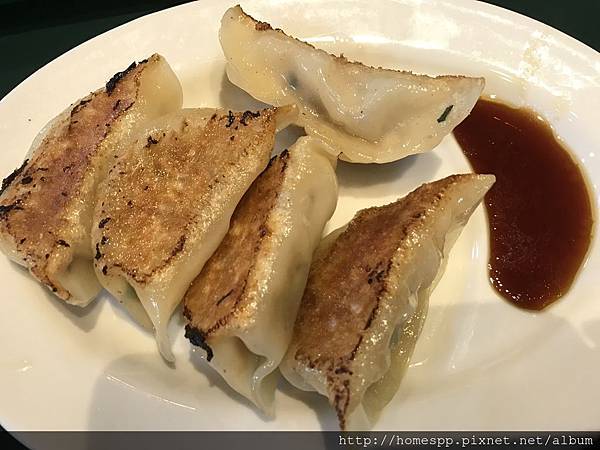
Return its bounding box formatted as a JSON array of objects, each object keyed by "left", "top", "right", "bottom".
[{"left": 0, "top": 0, "right": 598, "bottom": 432}]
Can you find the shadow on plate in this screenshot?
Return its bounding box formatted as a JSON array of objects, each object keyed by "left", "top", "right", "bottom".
[
  {"left": 336, "top": 151, "right": 443, "bottom": 198},
  {"left": 9, "top": 260, "right": 103, "bottom": 332},
  {"left": 80, "top": 302, "right": 600, "bottom": 433},
  {"left": 276, "top": 374, "right": 338, "bottom": 431},
  {"left": 219, "top": 71, "right": 268, "bottom": 112},
  {"left": 187, "top": 347, "right": 274, "bottom": 422}
]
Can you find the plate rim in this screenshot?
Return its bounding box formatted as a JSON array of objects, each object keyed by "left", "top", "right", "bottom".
[{"left": 0, "top": 0, "right": 599, "bottom": 433}]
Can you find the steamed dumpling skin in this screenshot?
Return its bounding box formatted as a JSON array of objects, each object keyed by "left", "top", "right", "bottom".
[
  {"left": 183, "top": 136, "right": 338, "bottom": 415},
  {"left": 280, "top": 174, "right": 495, "bottom": 430},
  {"left": 93, "top": 106, "right": 294, "bottom": 362},
  {"left": 220, "top": 5, "right": 485, "bottom": 163},
  {"left": 0, "top": 54, "right": 182, "bottom": 306}
]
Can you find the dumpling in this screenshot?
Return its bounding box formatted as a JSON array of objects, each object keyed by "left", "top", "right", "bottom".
[
  {"left": 92, "top": 106, "right": 295, "bottom": 361},
  {"left": 183, "top": 136, "right": 338, "bottom": 415},
  {"left": 220, "top": 5, "right": 484, "bottom": 163},
  {"left": 0, "top": 54, "right": 182, "bottom": 306},
  {"left": 280, "top": 174, "right": 495, "bottom": 429}
]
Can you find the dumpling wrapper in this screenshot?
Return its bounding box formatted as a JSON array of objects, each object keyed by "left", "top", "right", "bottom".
[
  {"left": 183, "top": 136, "right": 338, "bottom": 415},
  {"left": 92, "top": 106, "right": 295, "bottom": 361},
  {"left": 280, "top": 174, "right": 495, "bottom": 430},
  {"left": 220, "top": 5, "right": 485, "bottom": 164},
  {"left": 0, "top": 54, "right": 182, "bottom": 305}
]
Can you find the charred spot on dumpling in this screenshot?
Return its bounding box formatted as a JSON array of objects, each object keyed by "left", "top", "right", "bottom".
[
  {"left": 332, "top": 379, "right": 351, "bottom": 430},
  {"left": 437, "top": 105, "right": 454, "bottom": 123},
  {"left": 0, "top": 202, "right": 23, "bottom": 218},
  {"left": 145, "top": 135, "right": 159, "bottom": 147},
  {"left": 56, "top": 239, "right": 70, "bottom": 247},
  {"left": 334, "top": 365, "right": 353, "bottom": 375},
  {"left": 366, "top": 260, "right": 391, "bottom": 287},
  {"left": 225, "top": 110, "right": 235, "bottom": 128},
  {"left": 216, "top": 289, "right": 234, "bottom": 306},
  {"left": 240, "top": 110, "right": 261, "bottom": 126},
  {"left": 279, "top": 149, "right": 290, "bottom": 172},
  {"left": 1, "top": 159, "right": 29, "bottom": 194},
  {"left": 184, "top": 325, "right": 214, "bottom": 361},
  {"left": 171, "top": 235, "right": 186, "bottom": 256},
  {"left": 94, "top": 243, "right": 102, "bottom": 260},
  {"left": 254, "top": 20, "right": 272, "bottom": 31},
  {"left": 105, "top": 61, "right": 137, "bottom": 95},
  {"left": 20, "top": 175, "right": 33, "bottom": 185},
  {"left": 258, "top": 224, "right": 268, "bottom": 238},
  {"left": 70, "top": 97, "right": 92, "bottom": 116},
  {"left": 98, "top": 217, "right": 111, "bottom": 228}
]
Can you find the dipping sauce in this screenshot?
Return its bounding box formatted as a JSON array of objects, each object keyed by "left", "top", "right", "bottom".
[{"left": 453, "top": 99, "right": 593, "bottom": 310}]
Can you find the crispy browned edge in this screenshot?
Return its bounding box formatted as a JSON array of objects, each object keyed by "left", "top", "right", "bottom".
[
  {"left": 92, "top": 108, "right": 279, "bottom": 287},
  {"left": 230, "top": 5, "right": 477, "bottom": 82},
  {"left": 0, "top": 55, "right": 158, "bottom": 300},
  {"left": 182, "top": 149, "right": 291, "bottom": 359},
  {"left": 289, "top": 174, "right": 479, "bottom": 428}
]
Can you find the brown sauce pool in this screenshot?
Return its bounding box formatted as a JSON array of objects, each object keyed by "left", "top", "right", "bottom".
[{"left": 453, "top": 98, "right": 594, "bottom": 310}]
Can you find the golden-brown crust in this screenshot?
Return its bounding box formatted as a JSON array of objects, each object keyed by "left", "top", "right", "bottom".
[
  {"left": 289, "top": 174, "right": 479, "bottom": 424},
  {"left": 183, "top": 150, "right": 289, "bottom": 337},
  {"left": 0, "top": 56, "right": 157, "bottom": 299},
  {"left": 231, "top": 5, "right": 477, "bottom": 82},
  {"left": 94, "top": 108, "right": 278, "bottom": 284}
]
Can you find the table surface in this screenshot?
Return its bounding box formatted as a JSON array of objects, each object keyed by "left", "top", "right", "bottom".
[{"left": 0, "top": 0, "right": 598, "bottom": 448}]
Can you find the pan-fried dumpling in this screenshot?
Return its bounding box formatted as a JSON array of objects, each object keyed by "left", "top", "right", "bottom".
[
  {"left": 280, "top": 174, "right": 495, "bottom": 429},
  {"left": 92, "top": 106, "right": 295, "bottom": 361},
  {"left": 183, "top": 136, "right": 338, "bottom": 415},
  {"left": 0, "top": 54, "right": 182, "bottom": 305},
  {"left": 220, "top": 5, "right": 484, "bottom": 163}
]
